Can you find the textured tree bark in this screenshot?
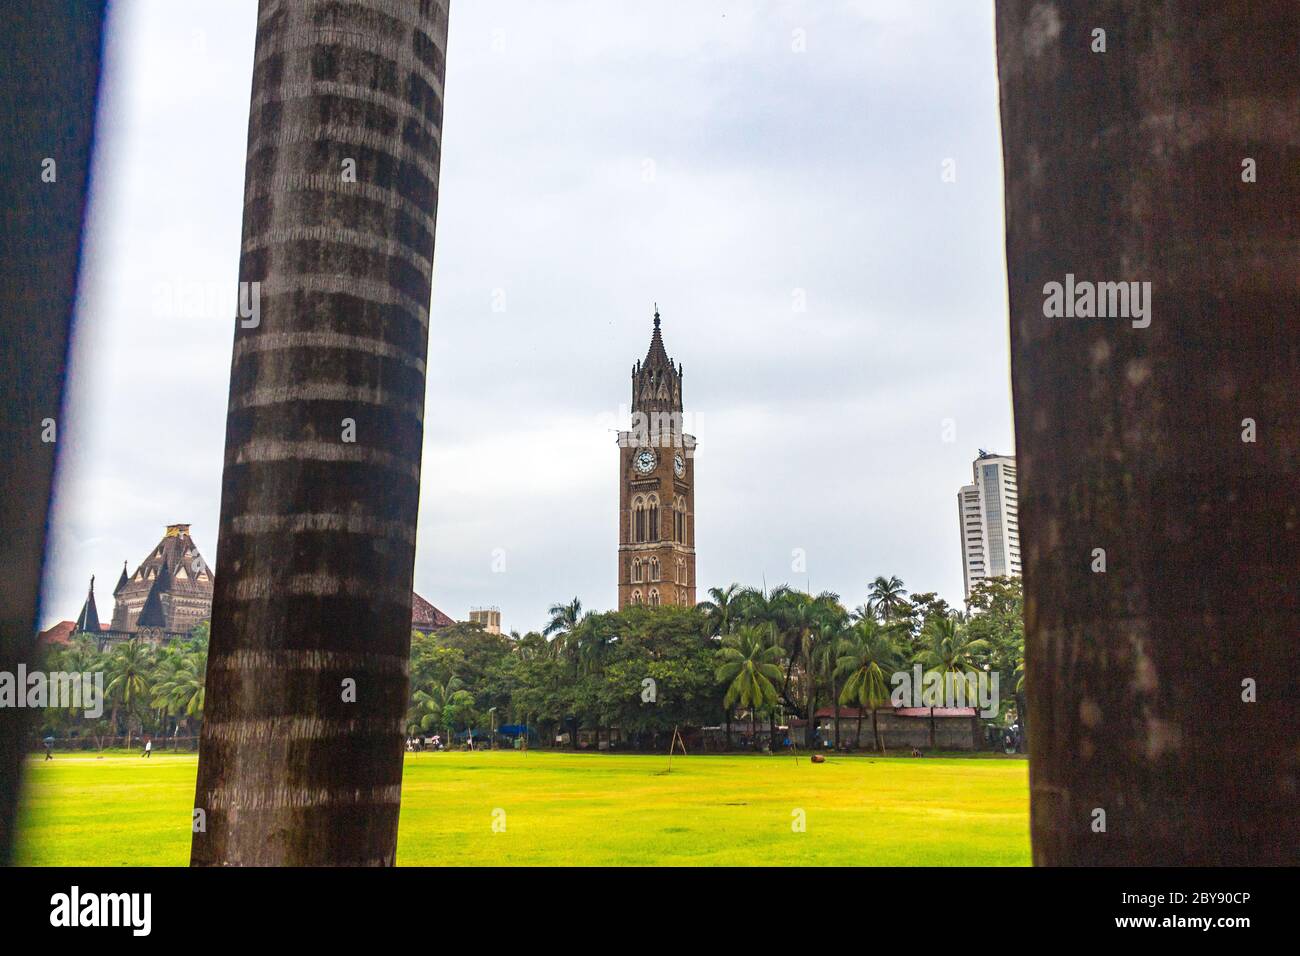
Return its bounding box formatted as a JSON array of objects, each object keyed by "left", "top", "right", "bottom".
[
  {"left": 0, "top": 1, "right": 105, "bottom": 865},
  {"left": 995, "top": 1, "right": 1298, "bottom": 864},
  {"left": 192, "top": 0, "right": 450, "bottom": 866}
]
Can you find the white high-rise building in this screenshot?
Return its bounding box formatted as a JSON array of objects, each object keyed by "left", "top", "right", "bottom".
[{"left": 958, "top": 451, "right": 1021, "bottom": 598}]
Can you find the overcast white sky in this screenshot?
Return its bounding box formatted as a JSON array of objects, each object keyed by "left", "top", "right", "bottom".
[{"left": 43, "top": 0, "right": 1013, "bottom": 633}]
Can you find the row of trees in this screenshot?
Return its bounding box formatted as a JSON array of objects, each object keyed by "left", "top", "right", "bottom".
[
  {"left": 37, "top": 624, "right": 208, "bottom": 748},
  {"left": 35, "top": 576, "right": 1024, "bottom": 753},
  {"left": 407, "top": 575, "right": 1025, "bottom": 752}
]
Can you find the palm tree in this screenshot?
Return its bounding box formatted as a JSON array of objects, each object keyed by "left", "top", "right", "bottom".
[
  {"left": 814, "top": 615, "right": 849, "bottom": 749},
  {"left": 574, "top": 618, "right": 617, "bottom": 676},
  {"left": 715, "top": 627, "right": 783, "bottom": 747},
  {"left": 866, "top": 575, "right": 908, "bottom": 622},
  {"left": 918, "top": 615, "right": 989, "bottom": 698},
  {"left": 787, "top": 592, "right": 844, "bottom": 748},
  {"left": 916, "top": 614, "right": 989, "bottom": 749},
  {"left": 192, "top": 1, "right": 451, "bottom": 866},
  {"left": 52, "top": 634, "right": 104, "bottom": 726},
  {"left": 543, "top": 597, "right": 583, "bottom": 659},
  {"left": 837, "top": 621, "right": 898, "bottom": 752},
  {"left": 733, "top": 585, "right": 793, "bottom": 744},
  {"left": 698, "top": 585, "right": 742, "bottom": 745},
  {"left": 409, "top": 677, "right": 462, "bottom": 745},
  {"left": 105, "top": 640, "right": 153, "bottom": 748},
  {"left": 573, "top": 616, "right": 619, "bottom": 750},
  {"left": 151, "top": 650, "right": 206, "bottom": 744},
  {"left": 697, "top": 583, "right": 741, "bottom": 637}
]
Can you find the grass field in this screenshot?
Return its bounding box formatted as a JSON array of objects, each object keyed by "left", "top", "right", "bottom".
[{"left": 16, "top": 750, "right": 1030, "bottom": 866}]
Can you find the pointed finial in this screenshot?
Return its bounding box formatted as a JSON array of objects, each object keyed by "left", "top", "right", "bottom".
[
  {"left": 89, "top": 574, "right": 95, "bottom": 592},
  {"left": 653, "top": 302, "right": 660, "bottom": 330}
]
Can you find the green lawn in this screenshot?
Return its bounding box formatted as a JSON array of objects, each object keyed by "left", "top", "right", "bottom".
[{"left": 16, "top": 750, "right": 1030, "bottom": 866}]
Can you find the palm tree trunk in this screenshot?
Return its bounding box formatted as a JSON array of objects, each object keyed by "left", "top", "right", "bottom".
[
  {"left": 805, "top": 660, "right": 816, "bottom": 752},
  {"left": 873, "top": 708, "right": 883, "bottom": 754},
  {"left": 832, "top": 677, "right": 841, "bottom": 750},
  {"left": 855, "top": 709, "right": 863, "bottom": 750},
  {"left": 996, "top": 0, "right": 1298, "bottom": 864},
  {"left": 724, "top": 707, "right": 732, "bottom": 751},
  {"left": 192, "top": 0, "right": 451, "bottom": 867}
]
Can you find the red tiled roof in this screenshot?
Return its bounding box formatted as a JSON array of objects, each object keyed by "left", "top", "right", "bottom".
[
  {"left": 811, "top": 705, "right": 977, "bottom": 718},
  {"left": 411, "top": 592, "right": 455, "bottom": 630},
  {"left": 38, "top": 621, "right": 76, "bottom": 646}
]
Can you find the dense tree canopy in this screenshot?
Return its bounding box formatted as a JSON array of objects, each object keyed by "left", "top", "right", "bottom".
[{"left": 35, "top": 576, "right": 1025, "bottom": 752}]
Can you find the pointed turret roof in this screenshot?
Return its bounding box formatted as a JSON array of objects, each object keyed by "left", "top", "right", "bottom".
[
  {"left": 114, "top": 560, "right": 129, "bottom": 595},
  {"left": 631, "top": 305, "right": 683, "bottom": 415},
  {"left": 642, "top": 304, "right": 672, "bottom": 370},
  {"left": 74, "top": 576, "right": 100, "bottom": 633},
  {"left": 136, "top": 560, "right": 171, "bottom": 629}
]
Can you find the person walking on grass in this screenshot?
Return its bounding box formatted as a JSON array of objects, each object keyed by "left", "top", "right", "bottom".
[
  {"left": 43, "top": 736, "right": 54, "bottom": 761},
  {"left": 142, "top": 736, "right": 152, "bottom": 759}
]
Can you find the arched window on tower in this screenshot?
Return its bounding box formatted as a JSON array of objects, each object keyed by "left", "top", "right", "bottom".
[
  {"left": 632, "top": 589, "right": 642, "bottom": 605},
  {"left": 649, "top": 557, "right": 660, "bottom": 581},
  {"left": 648, "top": 495, "right": 659, "bottom": 541},
  {"left": 632, "top": 558, "right": 642, "bottom": 583},
  {"left": 633, "top": 496, "right": 646, "bottom": 543},
  {"left": 648, "top": 588, "right": 660, "bottom": 607},
  {"left": 673, "top": 496, "right": 686, "bottom": 543},
  {"left": 677, "top": 558, "right": 686, "bottom": 584}
]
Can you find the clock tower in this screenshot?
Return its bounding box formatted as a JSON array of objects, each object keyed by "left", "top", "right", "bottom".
[{"left": 618, "top": 307, "right": 696, "bottom": 610}]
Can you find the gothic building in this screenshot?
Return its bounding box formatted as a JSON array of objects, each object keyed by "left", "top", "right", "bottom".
[
  {"left": 61, "top": 522, "right": 458, "bottom": 647},
  {"left": 617, "top": 308, "right": 697, "bottom": 609},
  {"left": 69, "top": 523, "right": 216, "bottom": 646}
]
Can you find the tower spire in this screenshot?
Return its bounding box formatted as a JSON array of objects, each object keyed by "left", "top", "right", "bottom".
[{"left": 75, "top": 574, "right": 101, "bottom": 633}]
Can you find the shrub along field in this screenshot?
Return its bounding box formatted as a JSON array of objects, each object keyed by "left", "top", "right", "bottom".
[{"left": 16, "top": 750, "right": 1030, "bottom": 866}]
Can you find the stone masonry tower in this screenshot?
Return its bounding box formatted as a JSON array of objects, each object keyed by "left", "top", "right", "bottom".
[{"left": 617, "top": 307, "right": 696, "bottom": 609}]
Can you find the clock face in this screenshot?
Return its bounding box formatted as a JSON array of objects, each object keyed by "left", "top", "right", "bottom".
[
  {"left": 674, "top": 453, "right": 685, "bottom": 478},
  {"left": 633, "top": 449, "right": 658, "bottom": 474}
]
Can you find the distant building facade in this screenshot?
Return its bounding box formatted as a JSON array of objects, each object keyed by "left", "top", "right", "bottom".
[
  {"left": 469, "top": 607, "right": 501, "bottom": 634},
  {"left": 62, "top": 523, "right": 215, "bottom": 646},
  {"left": 109, "top": 523, "right": 214, "bottom": 639},
  {"left": 58, "top": 522, "right": 457, "bottom": 646},
  {"left": 958, "top": 451, "right": 1021, "bottom": 598}
]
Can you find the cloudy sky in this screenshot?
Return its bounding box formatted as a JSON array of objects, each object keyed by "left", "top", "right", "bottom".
[{"left": 43, "top": 0, "right": 1013, "bottom": 633}]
